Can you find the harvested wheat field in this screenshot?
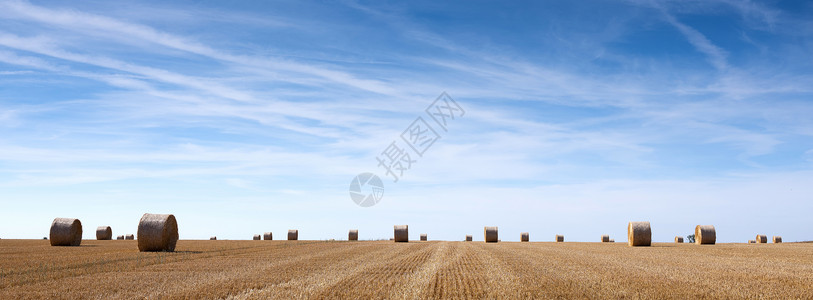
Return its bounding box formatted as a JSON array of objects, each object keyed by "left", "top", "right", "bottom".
[{"left": 1, "top": 240, "right": 812, "bottom": 299}]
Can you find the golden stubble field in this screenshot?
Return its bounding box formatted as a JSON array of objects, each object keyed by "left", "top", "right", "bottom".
[{"left": 1, "top": 239, "right": 812, "bottom": 299}]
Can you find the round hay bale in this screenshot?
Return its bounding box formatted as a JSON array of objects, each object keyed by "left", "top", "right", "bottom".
[
  {"left": 263, "top": 232, "right": 273, "bottom": 240},
  {"left": 50, "top": 218, "right": 82, "bottom": 246},
  {"left": 394, "top": 225, "right": 408, "bottom": 242},
  {"left": 601, "top": 235, "right": 610, "bottom": 242},
  {"left": 609, "top": 239, "right": 615, "bottom": 243},
  {"left": 773, "top": 236, "right": 782, "bottom": 243},
  {"left": 748, "top": 240, "right": 755, "bottom": 243},
  {"left": 675, "top": 236, "right": 684, "bottom": 243},
  {"left": 465, "top": 235, "right": 472, "bottom": 241},
  {"left": 116, "top": 235, "right": 124, "bottom": 240},
  {"left": 556, "top": 235, "right": 564, "bottom": 242},
  {"left": 253, "top": 234, "right": 261, "bottom": 240},
  {"left": 210, "top": 236, "right": 216, "bottom": 240},
  {"left": 520, "top": 232, "right": 529, "bottom": 242},
  {"left": 96, "top": 226, "right": 112, "bottom": 240},
  {"left": 484, "top": 226, "right": 498, "bottom": 243},
  {"left": 125, "top": 234, "right": 134, "bottom": 240},
  {"left": 137, "top": 213, "right": 178, "bottom": 252},
  {"left": 349, "top": 229, "right": 359, "bottom": 241},
  {"left": 756, "top": 234, "right": 767, "bottom": 243},
  {"left": 627, "top": 221, "right": 651, "bottom": 247},
  {"left": 287, "top": 229, "right": 298, "bottom": 240},
  {"left": 694, "top": 225, "right": 716, "bottom": 245},
  {"left": 420, "top": 233, "right": 427, "bottom": 241}
]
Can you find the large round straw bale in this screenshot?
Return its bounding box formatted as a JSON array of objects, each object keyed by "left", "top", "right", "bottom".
[
  {"left": 394, "top": 225, "right": 408, "bottom": 242},
  {"left": 288, "top": 229, "right": 298, "bottom": 240},
  {"left": 520, "top": 232, "right": 529, "bottom": 242},
  {"left": 137, "top": 213, "right": 178, "bottom": 252},
  {"left": 601, "top": 235, "right": 610, "bottom": 242},
  {"left": 253, "top": 234, "right": 261, "bottom": 240},
  {"left": 210, "top": 236, "right": 217, "bottom": 240},
  {"left": 484, "top": 226, "right": 498, "bottom": 243},
  {"left": 125, "top": 234, "right": 134, "bottom": 240},
  {"left": 263, "top": 232, "right": 273, "bottom": 240},
  {"left": 675, "top": 236, "right": 684, "bottom": 243},
  {"left": 694, "top": 225, "right": 716, "bottom": 245},
  {"left": 50, "top": 218, "right": 82, "bottom": 246},
  {"left": 420, "top": 233, "right": 427, "bottom": 241},
  {"left": 116, "top": 235, "right": 124, "bottom": 240},
  {"left": 556, "top": 235, "right": 564, "bottom": 242},
  {"left": 627, "top": 221, "right": 651, "bottom": 247},
  {"left": 465, "top": 235, "right": 472, "bottom": 241},
  {"left": 349, "top": 229, "right": 359, "bottom": 241},
  {"left": 756, "top": 234, "right": 767, "bottom": 243},
  {"left": 748, "top": 240, "right": 755, "bottom": 243},
  {"left": 773, "top": 236, "right": 782, "bottom": 243},
  {"left": 96, "top": 226, "right": 112, "bottom": 240}
]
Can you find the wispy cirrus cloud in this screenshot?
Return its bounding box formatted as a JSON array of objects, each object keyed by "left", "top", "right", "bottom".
[{"left": 1, "top": 0, "right": 812, "bottom": 241}]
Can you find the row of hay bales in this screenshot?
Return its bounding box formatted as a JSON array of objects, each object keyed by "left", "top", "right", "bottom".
[
  {"left": 627, "top": 222, "right": 717, "bottom": 246},
  {"left": 249, "top": 230, "right": 306, "bottom": 240},
  {"left": 97, "top": 226, "right": 136, "bottom": 241},
  {"left": 385, "top": 222, "right": 767, "bottom": 246},
  {"left": 49, "top": 218, "right": 783, "bottom": 247},
  {"left": 749, "top": 235, "right": 782, "bottom": 243},
  {"left": 395, "top": 225, "right": 566, "bottom": 243},
  {"left": 49, "top": 213, "right": 178, "bottom": 252},
  {"left": 249, "top": 229, "right": 364, "bottom": 241}
]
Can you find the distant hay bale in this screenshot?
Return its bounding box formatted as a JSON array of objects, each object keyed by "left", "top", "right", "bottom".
[
  {"left": 263, "top": 232, "right": 273, "bottom": 240},
  {"left": 420, "top": 233, "right": 427, "bottom": 241},
  {"left": 609, "top": 239, "right": 615, "bottom": 243},
  {"left": 96, "top": 226, "right": 112, "bottom": 240},
  {"left": 520, "top": 232, "right": 529, "bottom": 242},
  {"left": 394, "top": 225, "right": 408, "bottom": 242},
  {"left": 116, "top": 235, "right": 124, "bottom": 240},
  {"left": 773, "top": 236, "right": 782, "bottom": 243},
  {"left": 50, "top": 218, "right": 82, "bottom": 246},
  {"left": 756, "top": 234, "right": 767, "bottom": 243},
  {"left": 556, "top": 235, "right": 564, "bottom": 242},
  {"left": 253, "top": 234, "right": 261, "bottom": 240},
  {"left": 465, "top": 235, "right": 472, "bottom": 241},
  {"left": 210, "top": 236, "right": 217, "bottom": 240},
  {"left": 601, "top": 235, "right": 610, "bottom": 242},
  {"left": 137, "top": 213, "right": 178, "bottom": 252},
  {"left": 484, "top": 226, "right": 498, "bottom": 243},
  {"left": 349, "top": 229, "right": 358, "bottom": 241},
  {"left": 288, "top": 230, "right": 298, "bottom": 240},
  {"left": 695, "top": 225, "right": 716, "bottom": 245},
  {"left": 125, "top": 234, "right": 134, "bottom": 240},
  {"left": 675, "top": 236, "right": 684, "bottom": 243},
  {"left": 627, "top": 221, "right": 652, "bottom": 247},
  {"left": 748, "top": 240, "right": 755, "bottom": 243}
]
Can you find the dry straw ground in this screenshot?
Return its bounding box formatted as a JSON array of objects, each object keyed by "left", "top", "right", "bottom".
[{"left": 1, "top": 240, "right": 812, "bottom": 299}]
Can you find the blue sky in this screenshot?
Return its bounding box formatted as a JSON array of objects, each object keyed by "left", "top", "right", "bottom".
[{"left": 1, "top": 0, "right": 813, "bottom": 242}]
